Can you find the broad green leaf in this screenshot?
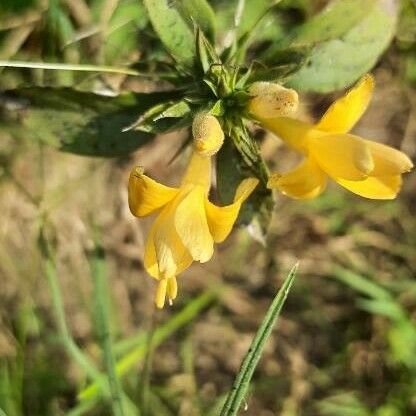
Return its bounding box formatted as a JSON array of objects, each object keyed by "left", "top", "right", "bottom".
[
  {"left": 287, "top": 0, "right": 399, "bottom": 92},
  {"left": 216, "top": 136, "right": 273, "bottom": 238},
  {"left": 0, "top": 88, "right": 177, "bottom": 157},
  {"left": 143, "top": 0, "right": 195, "bottom": 66},
  {"left": 177, "top": 0, "right": 217, "bottom": 42},
  {"left": 247, "top": 63, "right": 302, "bottom": 84},
  {"left": 397, "top": 0, "right": 416, "bottom": 45},
  {"left": 289, "top": 0, "right": 376, "bottom": 45},
  {"left": 238, "top": 0, "right": 271, "bottom": 34},
  {"left": 104, "top": 0, "right": 148, "bottom": 64}
]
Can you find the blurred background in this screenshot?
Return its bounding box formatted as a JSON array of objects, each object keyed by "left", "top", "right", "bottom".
[{"left": 0, "top": 0, "right": 416, "bottom": 415}]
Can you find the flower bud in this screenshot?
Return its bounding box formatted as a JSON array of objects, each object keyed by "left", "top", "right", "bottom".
[
  {"left": 192, "top": 113, "right": 224, "bottom": 157},
  {"left": 248, "top": 82, "right": 299, "bottom": 119}
]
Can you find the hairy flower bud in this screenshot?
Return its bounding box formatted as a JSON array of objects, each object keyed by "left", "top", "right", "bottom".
[
  {"left": 192, "top": 113, "right": 224, "bottom": 157},
  {"left": 248, "top": 82, "right": 299, "bottom": 119}
]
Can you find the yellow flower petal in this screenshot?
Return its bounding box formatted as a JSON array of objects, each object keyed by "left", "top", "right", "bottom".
[
  {"left": 336, "top": 175, "right": 402, "bottom": 199},
  {"left": 367, "top": 140, "right": 414, "bottom": 176},
  {"left": 181, "top": 152, "right": 212, "bottom": 189},
  {"left": 167, "top": 277, "right": 178, "bottom": 302},
  {"left": 155, "top": 279, "right": 168, "bottom": 308},
  {"left": 316, "top": 74, "right": 374, "bottom": 133},
  {"left": 144, "top": 199, "right": 193, "bottom": 279},
  {"left": 128, "top": 167, "right": 178, "bottom": 217},
  {"left": 175, "top": 187, "right": 214, "bottom": 263},
  {"left": 268, "top": 158, "right": 327, "bottom": 199},
  {"left": 205, "top": 178, "right": 259, "bottom": 243},
  {"left": 309, "top": 134, "right": 374, "bottom": 180},
  {"left": 259, "top": 117, "right": 319, "bottom": 153}
]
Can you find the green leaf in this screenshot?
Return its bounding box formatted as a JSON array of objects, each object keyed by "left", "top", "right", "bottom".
[
  {"left": 104, "top": 0, "right": 148, "bottom": 64},
  {"left": 0, "top": 88, "right": 176, "bottom": 157},
  {"left": 289, "top": 0, "right": 376, "bottom": 45},
  {"left": 237, "top": 0, "right": 272, "bottom": 35},
  {"left": 220, "top": 264, "right": 298, "bottom": 416},
  {"left": 247, "top": 63, "right": 303, "bottom": 84},
  {"left": 177, "top": 0, "right": 217, "bottom": 42},
  {"left": 143, "top": 0, "right": 195, "bottom": 66},
  {"left": 126, "top": 100, "right": 192, "bottom": 134},
  {"left": 196, "top": 27, "right": 221, "bottom": 74},
  {"left": 287, "top": 0, "right": 399, "bottom": 92},
  {"left": 216, "top": 136, "right": 274, "bottom": 239}
]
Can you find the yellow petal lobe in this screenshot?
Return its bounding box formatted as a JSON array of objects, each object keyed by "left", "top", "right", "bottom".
[
  {"left": 309, "top": 134, "right": 373, "bottom": 180},
  {"left": 367, "top": 141, "right": 414, "bottom": 176},
  {"left": 336, "top": 175, "right": 402, "bottom": 199},
  {"left": 267, "top": 158, "right": 327, "bottom": 199},
  {"left": 259, "top": 117, "right": 319, "bottom": 153},
  {"left": 128, "top": 167, "right": 178, "bottom": 217},
  {"left": 167, "top": 277, "right": 178, "bottom": 302},
  {"left": 181, "top": 152, "right": 212, "bottom": 189},
  {"left": 316, "top": 74, "right": 374, "bottom": 133},
  {"left": 155, "top": 279, "right": 168, "bottom": 309},
  {"left": 205, "top": 178, "right": 259, "bottom": 243},
  {"left": 175, "top": 187, "right": 214, "bottom": 263},
  {"left": 144, "top": 200, "right": 193, "bottom": 280}
]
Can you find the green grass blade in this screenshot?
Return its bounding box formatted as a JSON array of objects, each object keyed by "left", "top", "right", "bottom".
[
  {"left": 0, "top": 60, "right": 144, "bottom": 76},
  {"left": 219, "top": 264, "right": 298, "bottom": 416},
  {"left": 78, "top": 289, "right": 218, "bottom": 402},
  {"left": 90, "top": 243, "right": 129, "bottom": 416}
]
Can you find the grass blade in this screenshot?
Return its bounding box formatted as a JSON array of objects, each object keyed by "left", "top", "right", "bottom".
[
  {"left": 78, "top": 289, "right": 218, "bottom": 402},
  {"left": 0, "top": 60, "right": 144, "bottom": 76},
  {"left": 220, "top": 263, "right": 298, "bottom": 416},
  {"left": 90, "top": 243, "right": 128, "bottom": 416}
]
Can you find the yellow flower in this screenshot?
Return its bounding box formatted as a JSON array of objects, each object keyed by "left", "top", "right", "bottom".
[
  {"left": 257, "top": 74, "right": 413, "bottom": 200},
  {"left": 128, "top": 114, "right": 258, "bottom": 308},
  {"left": 248, "top": 82, "right": 299, "bottom": 119}
]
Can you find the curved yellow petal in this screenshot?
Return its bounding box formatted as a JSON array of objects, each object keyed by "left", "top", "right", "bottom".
[
  {"left": 309, "top": 134, "right": 374, "bottom": 180},
  {"left": 144, "top": 200, "right": 193, "bottom": 280},
  {"left": 259, "top": 117, "right": 319, "bottom": 153},
  {"left": 268, "top": 158, "right": 327, "bottom": 199},
  {"left": 128, "top": 167, "right": 178, "bottom": 217},
  {"left": 205, "top": 178, "right": 259, "bottom": 243},
  {"left": 316, "top": 74, "right": 374, "bottom": 133},
  {"left": 175, "top": 186, "right": 214, "bottom": 263},
  {"left": 336, "top": 175, "right": 402, "bottom": 199},
  {"left": 366, "top": 141, "right": 414, "bottom": 176},
  {"left": 181, "top": 152, "right": 211, "bottom": 189}
]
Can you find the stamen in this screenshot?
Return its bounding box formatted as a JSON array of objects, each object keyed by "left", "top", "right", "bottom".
[{"left": 155, "top": 279, "right": 168, "bottom": 309}]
